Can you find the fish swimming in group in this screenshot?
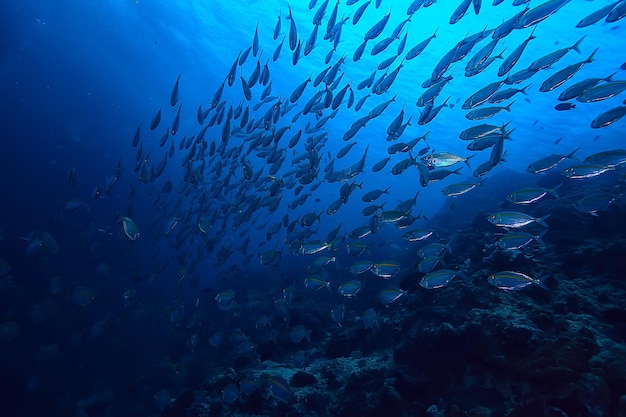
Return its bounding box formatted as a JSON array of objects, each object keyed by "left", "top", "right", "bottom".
[{"left": 31, "top": 1, "right": 626, "bottom": 410}]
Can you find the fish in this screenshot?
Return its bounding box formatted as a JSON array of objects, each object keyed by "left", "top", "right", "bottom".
[
  {"left": 488, "top": 271, "right": 548, "bottom": 291},
  {"left": 465, "top": 101, "right": 514, "bottom": 120},
  {"left": 330, "top": 304, "right": 345, "bottom": 327},
  {"left": 300, "top": 240, "right": 331, "bottom": 255},
  {"left": 420, "top": 268, "right": 468, "bottom": 289},
  {"left": 463, "top": 80, "right": 504, "bottom": 109},
  {"left": 421, "top": 152, "right": 473, "bottom": 169},
  {"left": 576, "top": 1, "right": 621, "bottom": 27},
  {"left": 561, "top": 164, "right": 615, "bottom": 179},
  {"left": 515, "top": 0, "right": 572, "bottom": 29},
  {"left": 287, "top": 5, "right": 298, "bottom": 51},
  {"left": 378, "top": 288, "right": 407, "bottom": 305},
  {"left": 350, "top": 260, "right": 375, "bottom": 274},
  {"left": 539, "top": 47, "right": 598, "bottom": 92},
  {"left": 170, "top": 73, "right": 181, "bottom": 106},
  {"left": 222, "top": 384, "right": 239, "bottom": 404},
  {"left": 496, "top": 231, "right": 547, "bottom": 251},
  {"left": 405, "top": 29, "right": 437, "bottom": 61},
  {"left": 557, "top": 71, "right": 617, "bottom": 101},
  {"left": 583, "top": 149, "right": 626, "bottom": 167},
  {"left": 450, "top": 0, "right": 473, "bottom": 25},
  {"left": 529, "top": 36, "right": 585, "bottom": 72},
  {"left": 364, "top": 9, "right": 391, "bottom": 41},
  {"left": 150, "top": 107, "right": 162, "bottom": 130},
  {"left": 506, "top": 184, "right": 561, "bottom": 204},
  {"left": 371, "top": 260, "right": 401, "bottom": 278},
  {"left": 576, "top": 81, "right": 626, "bottom": 103},
  {"left": 526, "top": 147, "right": 579, "bottom": 173},
  {"left": 575, "top": 193, "right": 618, "bottom": 216},
  {"left": 338, "top": 280, "right": 363, "bottom": 298},
  {"left": 267, "top": 376, "right": 293, "bottom": 401},
  {"left": 120, "top": 217, "right": 140, "bottom": 240},
  {"left": 591, "top": 105, "right": 626, "bottom": 129},
  {"left": 497, "top": 28, "right": 536, "bottom": 77},
  {"left": 492, "top": 6, "right": 529, "bottom": 40},
  {"left": 362, "top": 308, "right": 381, "bottom": 330},
  {"left": 606, "top": 1, "right": 626, "bottom": 22},
  {"left": 353, "top": 1, "right": 371, "bottom": 25},
  {"left": 274, "top": 12, "right": 281, "bottom": 40},
  {"left": 418, "top": 256, "right": 445, "bottom": 273},
  {"left": 402, "top": 229, "right": 434, "bottom": 243},
  {"left": 361, "top": 186, "right": 391, "bottom": 202},
  {"left": 441, "top": 180, "right": 484, "bottom": 196},
  {"left": 289, "top": 325, "right": 311, "bottom": 343},
  {"left": 304, "top": 276, "right": 331, "bottom": 291},
  {"left": 487, "top": 212, "right": 550, "bottom": 228},
  {"left": 554, "top": 103, "right": 575, "bottom": 111}
]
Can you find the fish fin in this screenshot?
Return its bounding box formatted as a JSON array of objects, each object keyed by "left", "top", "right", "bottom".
[
  {"left": 537, "top": 214, "right": 551, "bottom": 228},
  {"left": 464, "top": 154, "right": 476, "bottom": 169},
  {"left": 566, "top": 146, "right": 581, "bottom": 160},
  {"left": 606, "top": 70, "right": 618, "bottom": 82}
]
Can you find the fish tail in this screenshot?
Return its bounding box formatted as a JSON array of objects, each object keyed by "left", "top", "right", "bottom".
[
  {"left": 535, "top": 275, "right": 550, "bottom": 292},
  {"left": 586, "top": 47, "right": 599, "bottom": 63},
  {"left": 535, "top": 229, "right": 548, "bottom": 248},
  {"left": 536, "top": 213, "right": 551, "bottom": 228},
  {"left": 572, "top": 35, "right": 585, "bottom": 54},
  {"left": 551, "top": 183, "right": 563, "bottom": 199}
]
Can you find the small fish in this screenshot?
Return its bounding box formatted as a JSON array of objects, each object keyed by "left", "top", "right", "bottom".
[
  {"left": 539, "top": 47, "right": 598, "bottom": 92},
  {"left": 441, "top": 180, "right": 484, "bottom": 196},
  {"left": 554, "top": 102, "right": 575, "bottom": 111},
  {"left": 526, "top": 147, "right": 579, "bottom": 173},
  {"left": 289, "top": 325, "right": 311, "bottom": 343},
  {"left": 488, "top": 271, "right": 548, "bottom": 291},
  {"left": 515, "top": 0, "right": 572, "bottom": 29},
  {"left": 170, "top": 73, "right": 181, "bottom": 106},
  {"left": 487, "top": 211, "right": 550, "bottom": 228},
  {"left": 362, "top": 186, "right": 391, "bottom": 202},
  {"left": 120, "top": 217, "right": 140, "bottom": 240},
  {"left": 420, "top": 268, "right": 468, "bottom": 289},
  {"left": 577, "top": 81, "right": 626, "bottom": 103},
  {"left": 576, "top": 1, "right": 621, "bottom": 27},
  {"left": 378, "top": 288, "right": 407, "bottom": 305},
  {"left": 350, "top": 260, "right": 375, "bottom": 274},
  {"left": 463, "top": 80, "right": 504, "bottom": 109},
  {"left": 300, "top": 240, "right": 331, "bottom": 255},
  {"left": 496, "top": 231, "right": 547, "bottom": 251},
  {"left": 583, "top": 149, "right": 626, "bottom": 167},
  {"left": 338, "top": 280, "right": 363, "bottom": 298},
  {"left": 561, "top": 164, "right": 614, "bottom": 179},
  {"left": 362, "top": 308, "right": 381, "bottom": 330},
  {"left": 575, "top": 193, "right": 617, "bottom": 216},
  {"left": 150, "top": 107, "right": 162, "bottom": 131},
  {"left": 402, "top": 228, "right": 434, "bottom": 242},
  {"left": 591, "top": 105, "right": 626, "bottom": 129},
  {"left": 506, "top": 184, "right": 561, "bottom": 204},
  {"left": 371, "top": 260, "right": 401, "bottom": 278},
  {"left": 222, "top": 383, "right": 239, "bottom": 404},
  {"left": 304, "top": 276, "right": 331, "bottom": 291}
]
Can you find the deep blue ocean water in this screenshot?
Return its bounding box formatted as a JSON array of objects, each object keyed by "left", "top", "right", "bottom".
[{"left": 1, "top": 0, "right": 626, "bottom": 416}]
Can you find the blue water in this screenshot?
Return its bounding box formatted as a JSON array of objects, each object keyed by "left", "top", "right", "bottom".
[{"left": 1, "top": 0, "right": 625, "bottom": 415}]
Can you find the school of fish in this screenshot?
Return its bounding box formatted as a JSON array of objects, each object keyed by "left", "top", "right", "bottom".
[{"left": 47, "top": 0, "right": 626, "bottom": 405}]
